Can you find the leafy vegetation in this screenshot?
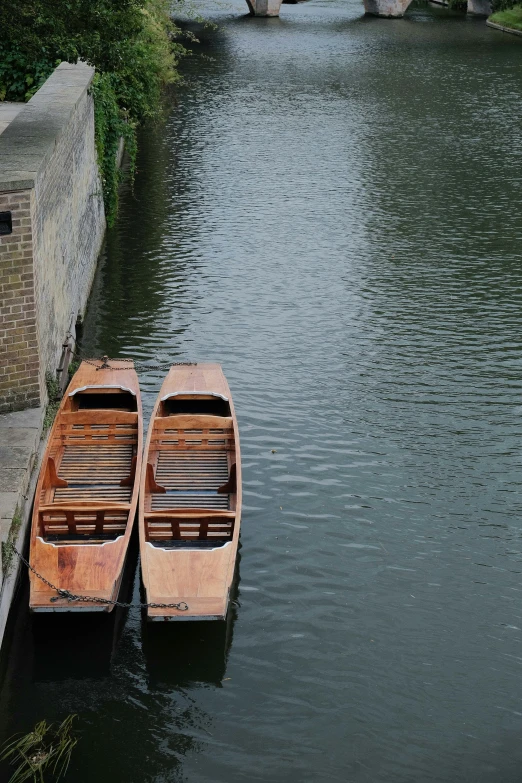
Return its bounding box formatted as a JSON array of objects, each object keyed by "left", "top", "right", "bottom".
[
  {"left": 489, "top": 2, "right": 522, "bottom": 22},
  {"left": 446, "top": 0, "right": 467, "bottom": 10},
  {"left": 0, "top": 715, "right": 77, "bottom": 783},
  {"left": 0, "top": 0, "right": 186, "bottom": 224},
  {"left": 0, "top": 51, "right": 60, "bottom": 103},
  {"left": 67, "top": 358, "right": 81, "bottom": 380},
  {"left": 43, "top": 372, "right": 61, "bottom": 432}
]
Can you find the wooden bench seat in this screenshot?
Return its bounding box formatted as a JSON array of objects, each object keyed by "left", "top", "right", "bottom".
[
  {"left": 53, "top": 444, "right": 134, "bottom": 503},
  {"left": 45, "top": 410, "right": 138, "bottom": 506},
  {"left": 150, "top": 415, "right": 234, "bottom": 451},
  {"left": 58, "top": 410, "right": 139, "bottom": 445},
  {"left": 151, "top": 449, "right": 230, "bottom": 511},
  {"left": 144, "top": 509, "right": 235, "bottom": 543},
  {"left": 39, "top": 501, "right": 131, "bottom": 540}
]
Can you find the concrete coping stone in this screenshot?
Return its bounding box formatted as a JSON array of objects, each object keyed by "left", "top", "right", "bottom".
[
  {"left": 0, "top": 62, "right": 95, "bottom": 192},
  {"left": 0, "top": 407, "right": 44, "bottom": 520},
  {"left": 486, "top": 19, "right": 522, "bottom": 35},
  {"left": 0, "top": 407, "right": 44, "bottom": 429}
]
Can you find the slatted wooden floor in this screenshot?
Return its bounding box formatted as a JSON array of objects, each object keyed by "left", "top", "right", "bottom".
[
  {"left": 152, "top": 450, "right": 229, "bottom": 510},
  {"left": 52, "top": 444, "right": 133, "bottom": 503}
]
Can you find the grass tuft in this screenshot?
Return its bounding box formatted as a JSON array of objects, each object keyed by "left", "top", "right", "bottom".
[
  {"left": 67, "top": 358, "right": 80, "bottom": 380},
  {"left": 1, "top": 715, "right": 78, "bottom": 783},
  {"left": 489, "top": 4, "right": 522, "bottom": 27},
  {"left": 43, "top": 372, "right": 61, "bottom": 432},
  {"left": 1, "top": 509, "right": 22, "bottom": 578}
]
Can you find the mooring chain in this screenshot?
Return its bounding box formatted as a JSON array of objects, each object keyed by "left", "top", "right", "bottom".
[
  {"left": 74, "top": 353, "right": 196, "bottom": 372},
  {"left": 12, "top": 546, "right": 189, "bottom": 611}
]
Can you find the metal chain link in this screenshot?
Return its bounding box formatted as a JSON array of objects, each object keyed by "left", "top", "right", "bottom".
[
  {"left": 12, "top": 545, "right": 189, "bottom": 611},
  {"left": 74, "top": 353, "right": 196, "bottom": 373}
]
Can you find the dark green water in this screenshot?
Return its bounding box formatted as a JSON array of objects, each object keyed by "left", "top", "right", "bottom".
[{"left": 2, "top": 1, "right": 522, "bottom": 780}]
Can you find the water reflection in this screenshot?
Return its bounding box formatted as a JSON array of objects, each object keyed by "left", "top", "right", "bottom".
[
  {"left": 144, "top": 563, "right": 239, "bottom": 689},
  {"left": 3, "top": 0, "right": 522, "bottom": 779},
  {"left": 0, "top": 534, "right": 239, "bottom": 783},
  {"left": 81, "top": 117, "right": 199, "bottom": 369},
  {"left": 31, "top": 615, "right": 115, "bottom": 681},
  {"left": 29, "top": 542, "right": 140, "bottom": 682},
  {"left": 144, "top": 612, "right": 236, "bottom": 689},
  {"left": 0, "top": 563, "right": 238, "bottom": 782}
]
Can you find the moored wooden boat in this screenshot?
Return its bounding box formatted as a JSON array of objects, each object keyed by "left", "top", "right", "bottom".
[
  {"left": 139, "top": 363, "right": 241, "bottom": 621},
  {"left": 29, "top": 359, "right": 143, "bottom": 612}
]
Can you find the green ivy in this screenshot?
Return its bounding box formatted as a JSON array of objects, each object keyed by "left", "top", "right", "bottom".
[
  {"left": 91, "top": 0, "right": 185, "bottom": 224},
  {"left": 91, "top": 73, "right": 138, "bottom": 227},
  {"left": 0, "top": 0, "right": 186, "bottom": 224},
  {"left": 43, "top": 371, "right": 61, "bottom": 431},
  {"left": 490, "top": 0, "right": 519, "bottom": 11}
]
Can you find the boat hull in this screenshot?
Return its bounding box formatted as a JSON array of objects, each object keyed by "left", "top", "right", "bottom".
[
  {"left": 139, "top": 363, "right": 242, "bottom": 622},
  {"left": 29, "top": 360, "right": 143, "bottom": 613}
]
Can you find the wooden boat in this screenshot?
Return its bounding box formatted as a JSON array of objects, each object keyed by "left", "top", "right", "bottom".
[
  {"left": 139, "top": 363, "right": 241, "bottom": 621},
  {"left": 29, "top": 359, "right": 143, "bottom": 612}
]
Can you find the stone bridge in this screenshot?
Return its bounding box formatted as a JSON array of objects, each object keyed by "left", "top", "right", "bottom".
[{"left": 247, "top": 0, "right": 491, "bottom": 18}]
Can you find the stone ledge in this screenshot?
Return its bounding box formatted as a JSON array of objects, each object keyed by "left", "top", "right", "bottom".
[
  {"left": 486, "top": 19, "right": 522, "bottom": 35},
  {"left": 0, "top": 406, "right": 43, "bottom": 519},
  {"left": 0, "top": 62, "right": 95, "bottom": 193},
  {"left": 0, "top": 408, "right": 43, "bottom": 428},
  {"left": 0, "top": 493, "right": 18, "bottom": 521},
  {"left": 0, "top": 430, "right": 41, "bottom": 468},
  {"left": 0, "top": 468, "right": 30, "bottom": 494},
  {"left": 0, "top": 405, "right": 46, "bottom": 650}
]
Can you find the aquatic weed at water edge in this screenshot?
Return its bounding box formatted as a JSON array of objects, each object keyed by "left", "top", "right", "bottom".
[{"left": 0, "top": 715, "right": 78, "bottom": 783}]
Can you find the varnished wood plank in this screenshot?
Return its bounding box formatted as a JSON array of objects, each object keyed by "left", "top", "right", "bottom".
[
  {"left": 139, "top": 363, "right": 242, "bottom": 621},
  {"left": 44, "top": 457, "right": 68, "bottom": 489},
  {"left": 154, "top": 415, "right": 233, "bottom": 430},
  {"left": 29, "top": 360, "right": 143, "bottom": 612},
  {"left": 60, "top": 411, "right": 138, "bottom": 425},
  {"left": 146, "top": 462, "right": 166, "bottom": 494}
]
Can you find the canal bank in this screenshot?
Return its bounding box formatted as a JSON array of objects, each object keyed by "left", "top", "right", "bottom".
[
  {"left": 487, "top": 12, "right": 522, "bottom": 34},
  {"left": 0, "top": 407, "right": 46, "bottom": 647},
  {"left": 0, "top": 62, "right": 106, "bottom": 648}
]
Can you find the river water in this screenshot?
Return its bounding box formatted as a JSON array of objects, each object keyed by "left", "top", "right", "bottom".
[{"left": 2, "top": 1, "right": 522, "bottom": 781}]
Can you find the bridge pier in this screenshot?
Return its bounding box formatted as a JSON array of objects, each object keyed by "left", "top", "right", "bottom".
[
  {"left": 246, "top": 0, "right": 283, "bottom": 15},
  {"left": 363, "top": 0, "right": 412, "bottom": 14},
  {"left": 467, "top": 0, "right": 492, "bottom": 14}
]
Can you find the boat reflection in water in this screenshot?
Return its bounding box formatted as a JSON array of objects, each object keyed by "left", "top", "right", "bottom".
[
  {"left": 143, "top": 561, "right": 240, "bottom": 688},
  {"left": 0, "top": 543, "right": 240, "bottom": 782},
  {"left": 31, "top": 537, "right": 140, "bottom": 681},
  {"left": 32, "top": 614, "right": 116, "bottom": 681}
]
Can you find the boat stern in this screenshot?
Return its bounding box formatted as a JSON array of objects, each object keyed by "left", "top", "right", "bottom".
[
  {"left": 29, "top": 587, "right": 116, "bottom": 613},
  {"left": 147, "top": 594, "right": 229, "bottom": 622},
  {"left": 28, "top": 536, "right": 126, "bottom": 613}
]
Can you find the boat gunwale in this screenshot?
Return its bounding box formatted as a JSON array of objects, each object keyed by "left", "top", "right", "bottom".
[
  {"left": 144, "top": 539, "right": 234, "bottom": 553},
  {"left": 160, "top": 390, "right": 229, "bottom": 401},
  {"left": 68, "top": 384, "right": 137, "bottom": 396},
  {"left": 139, "top": 363, "right": 242, "bottom": 621},
  {"left": 29, "top": 360, "right": 144, "bottom": 611},
  {"left": 36, "top": 535, "right": 125, "bottom": 549}
]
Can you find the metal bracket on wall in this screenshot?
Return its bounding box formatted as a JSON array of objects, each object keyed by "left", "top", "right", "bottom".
[{"left": 56, "top": 313, "right": 77, "bottom": 395}]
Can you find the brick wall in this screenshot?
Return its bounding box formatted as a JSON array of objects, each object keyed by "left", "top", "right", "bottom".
[
  {"left": 0, "top": 190, "right": 40, "bottom": 411},
  {"left": 0, "top": 63, "right": 106, "bottom": 413}
]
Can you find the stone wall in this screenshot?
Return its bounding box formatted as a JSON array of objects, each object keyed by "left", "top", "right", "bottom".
[{"left": 0, "top": 63, "right": 106, "bottom": 412}]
